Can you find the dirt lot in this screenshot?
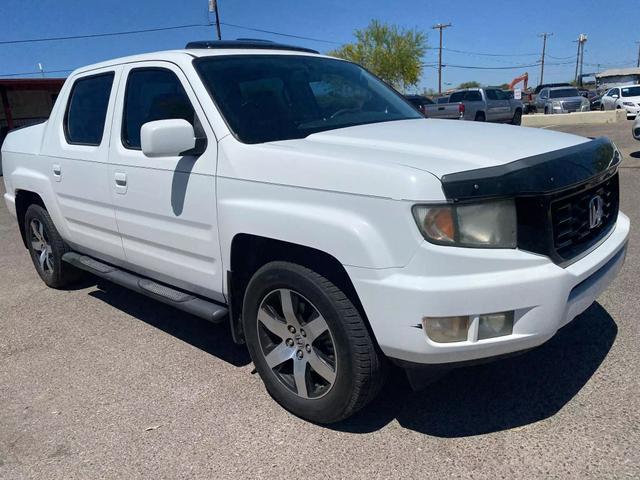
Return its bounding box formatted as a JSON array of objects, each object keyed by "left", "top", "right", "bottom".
[{"left": 1, "top": 121, "right": 639, "bottom": 479}]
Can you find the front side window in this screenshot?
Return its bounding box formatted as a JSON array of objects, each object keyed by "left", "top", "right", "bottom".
[
  {"left": 64, "top": 72, "right": 115, "bottom": 145},
  {"left": 122, "top": 68, "right": 196, "bottom": 149},
  {"left": 194, "top": 55, "right": 421, "bottom": 144}
]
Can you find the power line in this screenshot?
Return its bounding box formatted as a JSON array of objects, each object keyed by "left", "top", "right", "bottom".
[
  {"left": 0, "top": 68, "right": 73, "bottom": 77},
  {"left": 0, "top": 22, "right": 214, "bottom": 45},
  {"left": 442, "top": 47, "right": 537, "bottom": 57},
  {"left": 429, "top": 61, "right": 574, "bottom": 70},
  {"left": 220, "top": 22, "right": 342, "bottom": 44}
]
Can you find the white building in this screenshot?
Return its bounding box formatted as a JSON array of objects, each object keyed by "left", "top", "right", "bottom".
[{"left": 595, "top": 67, "right": 640, "bottom": 89}]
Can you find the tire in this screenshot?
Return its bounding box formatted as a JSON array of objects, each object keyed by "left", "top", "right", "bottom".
[
  {"left": 24, "top": 204, "right": 82, "bottom": 289},
  {"left": 544, "top": 107, "right": 549, "bottom": 115},
  {"left": 600, "top": 105, "right": 605, "bottom": 111},
  {"left": 511, "top": 109, "right": 522, "bottom": 125},
  {"left": 242, "top": 261, "right": 385, "bottom": 423},
  {"left": 474, "top": 112, "right": 485, "bottom": 122}
]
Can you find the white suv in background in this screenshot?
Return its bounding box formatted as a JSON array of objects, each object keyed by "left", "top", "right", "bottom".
[{"left": 600, "top": 85, "right": 640, "bottom": 118}]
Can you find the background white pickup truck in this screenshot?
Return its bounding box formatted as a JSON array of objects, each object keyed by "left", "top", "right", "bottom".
[{"left": 1, "top": 40, "right": 630, "bottom": 423}]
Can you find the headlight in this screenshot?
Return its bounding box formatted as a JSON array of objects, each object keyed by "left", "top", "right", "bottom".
[
  {"left": 552, "top": 101, "right": 562, "bottom": 109},
  {"left": 623, "top": 102, "right": 635, "bottom": 107},
  {"left": 412, "top": 199, "right": 517, "bottom": 248}
]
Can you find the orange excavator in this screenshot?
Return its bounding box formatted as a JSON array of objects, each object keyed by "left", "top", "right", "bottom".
[
  {"left": 508, "top": 73, "right": 532, "bottom": 112},
  {"left": 508, "top": 72, "right": 529, "bottom": 91}
]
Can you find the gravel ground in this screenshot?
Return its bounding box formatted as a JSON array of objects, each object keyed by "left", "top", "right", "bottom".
[{"left": 1, "top": 121, "right": 639, "bottom": 480}]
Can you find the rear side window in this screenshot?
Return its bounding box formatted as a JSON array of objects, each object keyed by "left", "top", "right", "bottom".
[
  {"left": 485, "top": 89, "right": 498, "bottom": 100},
  {"left": 449, "top": 91, "right": 465, "bottom": 102},
  {"left": 64, "top": 72, "right": 115, "bottom": 146},
  {"left": 465, "top": 91, "right": 482, "bottom": 101},
  {"left": 122, "top": 68, "right": 195, "bottom": 149}
]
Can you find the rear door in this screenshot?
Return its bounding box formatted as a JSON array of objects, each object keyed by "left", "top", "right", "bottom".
[
  {"left": 484, "top": 89, "right": 505, "bottom": 121},
  {"left": 494, "top": 89, "right": 513, "bottom": 121},
  {"left": 43, "top": 67, "right": 126, "bottom": 262},
  {"left": 107, "top": 61, "right": 224, "bottom": 301}
]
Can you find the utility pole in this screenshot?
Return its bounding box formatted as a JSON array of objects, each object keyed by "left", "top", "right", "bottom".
[
  {"left": 538, "top": 32, "right": 552, "bottom": 85},
  {"left": 574, "top": 34, "right": 587, "bottom": 85},
  {"left": 209, "top": 0, "right": 222, "bottom": 40},
  {"left": 636, "top": 41, "right": 640, "bottom": 68},
  {"left": 432, "top": 23, "right": 452, "bottom": 94}
]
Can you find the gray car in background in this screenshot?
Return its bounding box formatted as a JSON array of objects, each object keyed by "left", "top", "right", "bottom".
[
  {"left": 423, "top": 87, "right": 523, "bottom": 124},
  {"left": 535, "top": 86, "right": 590, "bottom": 114}
]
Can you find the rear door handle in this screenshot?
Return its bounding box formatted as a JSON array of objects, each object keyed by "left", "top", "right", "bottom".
[
  {"left": 52, "top": 164, "right": 61, "bottom": 182},
  {"left": 114, "top": 171, "right": 127, "bottom": 194}
]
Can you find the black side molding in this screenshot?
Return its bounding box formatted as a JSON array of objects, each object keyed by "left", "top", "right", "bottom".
[
  {"left": 62, "top": 252, "right": 228, "bottom": 324},
  {"left": 441, "top": 137, "right": 620, "bottom": 201}
]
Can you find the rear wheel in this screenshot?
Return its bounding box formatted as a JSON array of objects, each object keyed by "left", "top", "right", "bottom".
[
  {"left": 24, "top": 204, "right": 81, "bottom": 288},
  {"left": 474, "top": 112, "right": 486, "bottom": 122},
  {"left": 242, "top": 261, "right": 385, "bottom": 423}
]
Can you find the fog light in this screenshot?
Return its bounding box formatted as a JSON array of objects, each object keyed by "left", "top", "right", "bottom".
[
  {"left": 423, "top": 316, "right": 470, "bottom": 343},
  {"left": 478, "top": 311, "right": 514, "bottom": 340}
]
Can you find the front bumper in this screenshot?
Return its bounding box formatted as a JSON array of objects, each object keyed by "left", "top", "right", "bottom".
[
  {"left": 623, "top": 105, "right": 640, "bottom": 117},
  {"left": 347, "top": 212, "right": 630, "bottom": 364}
]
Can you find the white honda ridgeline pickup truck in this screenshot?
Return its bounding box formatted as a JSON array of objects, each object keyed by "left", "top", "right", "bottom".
[{"left": 1, "top": 40, "right": 630, "bottom": 423}]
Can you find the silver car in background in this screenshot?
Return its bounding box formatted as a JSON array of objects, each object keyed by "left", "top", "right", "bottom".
[{"left": 535, "top": 86, "right": 590, "bottom": 114}]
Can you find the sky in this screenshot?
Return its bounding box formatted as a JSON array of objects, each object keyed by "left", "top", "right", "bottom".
[{"left": 0, "top": 0, "right": 638, "bottom": 92}]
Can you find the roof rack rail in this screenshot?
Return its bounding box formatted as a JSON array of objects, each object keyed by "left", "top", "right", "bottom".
[{"left": 185, "top": 39, "right": 319, "bottom": 54}]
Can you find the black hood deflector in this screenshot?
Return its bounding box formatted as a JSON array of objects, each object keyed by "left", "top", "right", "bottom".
[{"left": 441, "top": 137, "right": 619, "bottom": 201}]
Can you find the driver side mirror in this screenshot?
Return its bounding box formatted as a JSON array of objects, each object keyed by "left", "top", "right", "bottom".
[
  {"left": 612, "top": 94, "right": 619, "bottom": 99},
  {"left": 140, "top": 119, "right": 203, "bottom": 157}
]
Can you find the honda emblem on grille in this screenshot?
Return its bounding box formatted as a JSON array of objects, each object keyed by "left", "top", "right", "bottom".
[{"left": 589, "top": 195, "right": 604, "bottom": 229}]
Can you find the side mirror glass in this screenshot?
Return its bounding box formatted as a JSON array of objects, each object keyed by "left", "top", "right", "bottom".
[{"left": 140, "top": 119, "right": 201, "bottom": 157}]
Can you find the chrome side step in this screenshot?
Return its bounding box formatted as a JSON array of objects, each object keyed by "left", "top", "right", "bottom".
[{"left": 62, "top": 252, "right": 228, "bottom": 324}]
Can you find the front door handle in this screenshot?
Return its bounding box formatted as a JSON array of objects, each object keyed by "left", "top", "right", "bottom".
[{"left": 114, "top": 172, "right": 127, "bottom": 194}]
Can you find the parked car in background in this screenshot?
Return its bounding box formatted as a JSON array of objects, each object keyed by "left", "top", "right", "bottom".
[
  {"left": 633, "top": 114, "right": 640, "bottom": 140},
  {"left": 601, "top": 85, "right": 640, "bottom": 118},
  {"left": 534, "top": 87, "right": 590, "bottom": 114},
  {"left": 403, "top": 94, "right": 434, "bottom": 116},
  {"left": 587, "top": 91, "right": 602, "bottom": 110},
  {"left": 435, "top": 96, "right": 449, "bottom": 104},
  {"left": 423, "top": 87, "right": 523, "bottom": 124}
]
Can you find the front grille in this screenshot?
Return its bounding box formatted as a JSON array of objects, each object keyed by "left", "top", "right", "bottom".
[
  {"left": 550, "top": 175, "right": 619, "bottom": 261},
  {"left": 562, "top": 100, "right": 583, "bottom": 112},
  {"left": 516, "top": 172, "right": 619, "bottom": 266}
]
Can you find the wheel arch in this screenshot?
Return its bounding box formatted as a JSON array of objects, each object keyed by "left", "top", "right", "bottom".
[
  {"left": 227, "top": 233, "right": 377, "bottom": 347},
  {"left": 15, "top": 189, "right": 46, "bottom": 248}
]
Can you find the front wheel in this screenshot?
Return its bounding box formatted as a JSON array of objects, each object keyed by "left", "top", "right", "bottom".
[{"left": 242, "top": 261, "right": 385, "bottom": 423}]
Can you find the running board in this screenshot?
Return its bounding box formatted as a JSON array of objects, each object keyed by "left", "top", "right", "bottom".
[{"left": 62, "top": 252, "right": 228, "bottom": 324}]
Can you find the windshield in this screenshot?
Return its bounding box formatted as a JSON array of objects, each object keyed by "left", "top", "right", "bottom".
[
  {"left": 549, "top": 88, "right": 580, "bottom": 98},
  {"left": 194, "top": 55, "right": 421, "bottom": 144},
  {"left": 622, "top": 86, "right": 640, "bottom": 97}
]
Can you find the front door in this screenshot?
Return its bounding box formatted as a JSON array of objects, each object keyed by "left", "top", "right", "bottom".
[{"left": 107, "top": 61, "right": 223, "bottom": 302}]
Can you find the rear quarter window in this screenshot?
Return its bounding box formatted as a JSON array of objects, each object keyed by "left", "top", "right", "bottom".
[{"left": 64, "top": 72, "right": 115, "bottom": 146}]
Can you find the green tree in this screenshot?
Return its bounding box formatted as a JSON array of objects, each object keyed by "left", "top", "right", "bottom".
[
  {"left": 329, "top": 20, "right": 427, "bottom": 91},
  {"left": 458, "top": 81, "right": 481, "bottom": 89}
]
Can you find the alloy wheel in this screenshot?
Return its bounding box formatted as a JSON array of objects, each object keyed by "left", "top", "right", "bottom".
[
  {"left": 29, "top": 218, "right": 54, "bottom": 274},
  {"left": 256, "top": 288, "right": 337, "bottom": 399}
]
